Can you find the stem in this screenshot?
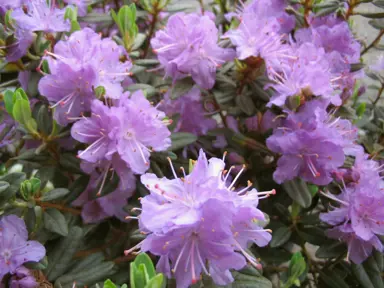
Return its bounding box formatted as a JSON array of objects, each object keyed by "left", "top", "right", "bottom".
[
  {"left": 345, "top": 0, "right": 357, "bottom": 20},
  {"left": 142, "top": 5, "right": 159, "bottom": 58},
  {"left": 198, "top": 0, "right": 205, "bottom": 14},
  {"left": 373, "top": 84, "right": 384, "bottom": 106},
  {"left": 35, "top": 199, "right": 81, "bottom": 215},
  {"left": 361, "top": 30, "right": 384, "bottom": 56},
  {"left": 0, "top": 79, "right": 19, "bottom": 89}
]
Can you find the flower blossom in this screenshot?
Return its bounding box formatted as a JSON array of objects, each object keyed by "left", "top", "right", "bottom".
[
  {"left": 72, "top": 157, "right": 136, "bottom": 223},
  {"left": 151, "top": 12, "right": 235, "bottom": 89},
  {"left": 38, "top": 28, "right": 132, "bottom": 126},
  {"left": 161, "top": 87, "right": 216, "bottom": 136},
  {"left": 266, "top": 100, "right": 359, "bottom": 185},
  {"left": 71, "top": 90, "right": 171, "bottom": 174},
  {"left": 125, "top": 149, "right": 274, "bottom": 287},
  {"left": 8, "top": 266, "right": 37, "bottom": 288},
  {"left": 12, "top": 0, "right": 70, "bottom": 33},
  {"left": 0, "top": 215, "right": 46, "bottom": 280}
]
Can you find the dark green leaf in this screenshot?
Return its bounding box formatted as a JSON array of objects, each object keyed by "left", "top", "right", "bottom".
[
  {"left": 46, "top": 226, "right": 83, "bottom": 281},
  {"left": 236, "top": 93, "right": 256, "bottom": 116},
  {"left": 357, "top": 12, "right": 384, "bottom": 18},
  {"left": 40, "top": 188, "right": 70, "bottom": 202},
  {"left": 36, "top": 105, "right": 52, "bottom": 136},
  {"left": 134, "top": 59, "right": 160, "bottom": 67},
  {"left": 55, "top": 261, "right": 116, "bottom": 288},
  {"left": 59, "top": 153, "right": 83, "bottom": 174},
  {"left": 315, "top": 241, "right": 347, "bottom": 258},
  {"left": 351, "top": 263, "right": 375, "bottom": 288},
  {"left": 282, "top": 179, "right": 312, "bottom": 208},
  {"left": 43, "top": 208, "right": 68, "bottom": 236},
  {"left": 170, "top": 132, "right": 197, "bottom": 151},
  {"left": 319, "top": 269, "right": 349, "bottom": 288},
  {"left": 126, "top": 84, "right": 156, "bottom": 97},
  {"left": 270, "top": 226, "right": 292, "bottom": 248},
  {"left": 0, "top": 172, "right": 26, "bottom": 204},
  {"left": 0, "top": 181, "right": 10, "bottom": 193},
  {"left": 170, "top": 78, "right": 195, "bottom": 100},
  {"left": 363, "top": 256, "right": 384, "bottom": 288},
  {"left": 25, "top": 256, "right": 48, "bottom": 270},
  {"left": 373, "top": 0, "right": 384, "bottom": 8},
  {"left": 369, "top": 19, "right": 384, "bottom": 30}
]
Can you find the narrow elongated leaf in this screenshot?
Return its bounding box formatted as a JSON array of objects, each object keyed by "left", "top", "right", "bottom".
[
  {"left": 282, "top": 179, "right": 312, "bottom": 208},
  {"left": 351, "top": 263, "right": 375, "bottom": 288},
  {"left": 43, "top": 208, "right": 68, "bottom": 236},
  {"left": 170, "top": 132, "right": 197, "bottom": 151},
  {"left": 270, "top": 226, "right": 292, "bottom": 248},
  {"left": 46, "top": 226, "right": 83, "bottom": 281},
  {"left": 170, "top": 78, "right": 194, "bottom": 99},
  {"left": 316, "top": 241, "right": 347, "bottom": 258},
  {"left": 363, "top": 256, "right": 384, "bottom": 288},
  {"left": 40, "top": 188, "right": 70, "bottom": 202},
  {"left": 0, "top": 181, "right": 10, "bottom": 193},
  {"left": 319, "top": 269, "right": 349, "bottom": 288}
]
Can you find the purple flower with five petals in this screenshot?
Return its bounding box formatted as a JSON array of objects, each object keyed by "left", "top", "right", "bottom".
[{"left": 0, "top": 215, "right": 45, "bottom": 280}]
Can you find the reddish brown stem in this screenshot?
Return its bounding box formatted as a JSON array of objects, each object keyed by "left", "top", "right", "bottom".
[
  {"left": 36, "top": 200, "right": 81, "bottom": 215},
  {"left": 142, "top": 7, "right": 159, "bottom": 58}
]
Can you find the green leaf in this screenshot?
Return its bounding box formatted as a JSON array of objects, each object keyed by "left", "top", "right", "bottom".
[
  {"left": 134, "top": 59, "right": 160, "bottom": 67},
  {"left": 373, "top": 0, "right": 384, "bottom": 8},
  {"left": 319, "top": 269, "right": 349, "bottom": 288},
  {"left": 351, "top": 263, "right": 375, "bottom": 288},
  {"left": 316, "top": 241, "right": 347, "bottom": 258},
  {"left": 270, "top": 226, "right": 292, "bottom": 248},
  {"left": 130, "top": 262, "right": 137, "bottom": 288},
  {"left": 357, "top": 12, "right": 384, "bottom": 18},
  {"left": 363, "top": 256, "right": 384, "bottom": 288},
  {"left": 226, "top": 269, "right": 272, "bottom": 288},
  {"left": 236, "top": 93, "right": 256, "bottom": 116},
  {"left": 36, "top": 104, "right": 52, "bottom": 136},
  {"left": 103, "top": 279, "right": 117, "bottom": 288},
  {"left": 170, "top": 77, "right": 195, "bottom": 99},
  {"left": 282, "top": 179, "right": 312, "bottom": 208},
  {"left": 170, "top": 132, "right": 198, "bottom": 151},
  {"left": 145, "top": 274, "right": 164, "bottom": 288},
  {"left": 46, "top": 226, "right": 83, "bottom": 281},
  {"left": 126, "top": 84, "right": 156, "bottom": 97},
  {"left": 25, "top": 256, "right": 48, "bottom": 270},
  {"left": 40, "top": 188, "right": 70, "bottom": 201},
  {"left": 43, "top": 208, "right": 69, "bottom": 236},
  {"left": 95, "top": 86, "right": 106, "bottom": 99},
  {"left": 55, "top": 261, "right": 116, "bottom": 288},
  {"left": 0, "top": 181, "right": 10, "bottom": 193},
  {"left": 12, "top": 95, "right": 38, "bottom": 133},
  {"left": 357, "top": 102, "right": 366, "bottom": 118},
  {"left": 369, "top": 19, "right": 384, "bottom": 30},
  {"left": 288, "top": 252, "right": 306, "bottom": 280},
  {"left": 4, "top": 90, "right": 15, "bottom": 116},
  {"left": 0, "top": 172, "right": 26, "bottom": 204},
  {"left": 134, "top": 253, "right": 156, "bottom": 279}
]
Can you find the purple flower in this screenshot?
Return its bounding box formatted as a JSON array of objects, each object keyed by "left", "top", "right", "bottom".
[
  {"left": 71, "top": 99, "right": 120, "bottom": 163},
  {"left": 245, "top": 110, "right": 281, "bottom": 133},
  {"left": 0, "top": 215, "right": 45, "bottom": 279},
  {"left": 224, "top": 13, "right": 289, "bottom": 69},
  {"left": 9, "top": 267, "right": 37, "bottom": 288},
  {"left": 125, "top": 149, "right": 274, "bottom": 287},
  {"left": 63, "top": 0, "right": 90, "bottom": 16},
  {"left": 38, "top": 61, "right": 96, "bottom": 126},
  {"left": 12, "top": 0, "right": 70, "bottom": 33},
  {"left": 266, "top": 100, "right": 359, "bottom": 185},
  {"left": 0, "top": 109, "right": 18, "bottom": 148},
  {"left": 0, "top": 0, "right": 24, "bottom": 15},
  {"left": 72, "top": 156, "right": 136, "bottom": 223},
  {"left": 151, "top": 12, "right": 235, "bottom": 89},
  {"left": 267, "top": 42, "right": 337, "bottom": 107},
  {"left": 71, "top": 90, "right": 171, "bottom": 174},
  {"left": 39, "top": 28, "right": 133, "bottom": 125},
  {"left": 326, "top": 225, "right": 383, "bottom": 264},
  {"left": 5, "top": 28, "right": 35, "bottom": 62},
  {"left": 162, "top": 87, "right": 216, "bottom": 136}
]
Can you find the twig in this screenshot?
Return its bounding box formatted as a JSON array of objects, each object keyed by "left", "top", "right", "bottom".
[
  {"left": 35, "top": 199, "right": 81, "bottom": 215},
  {"left": 361, "top": 30, "right": 384, "bottom": 56},
  {"left": 373, "top": 83, "right": 384, "bottom": 106},
  {"left": 142, "top": 5, "right": 159, "bottom": 58}
]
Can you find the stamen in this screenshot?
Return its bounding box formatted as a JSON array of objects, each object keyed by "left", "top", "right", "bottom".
[
  {"left": 168, "top": 157, "right": 178, "bottom": 179},
  {"left": 228, "top": 164, "right": 246, "bottom": 190}
]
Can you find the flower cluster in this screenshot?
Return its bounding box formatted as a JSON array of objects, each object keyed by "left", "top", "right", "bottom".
[
  {"left": 266, "top": 100, "right": 360, "bottom": 185},
  {"left": 71, "top": 90, "right": 171, "bottom": 175},
  {"left": 151, "top": 12, "right": 235, "bottom": 89},
  {"left": 0, "top": 215, "right": 45, "bottom": 279},
  {"left": 320, "top": 150, "right": 384, "bottom": 263},
  {"left": 38, "top": 28, "right": 132, "bottom": 126},
  {"left": 126, "top": 150, "right": 274, "bottom": 287}
]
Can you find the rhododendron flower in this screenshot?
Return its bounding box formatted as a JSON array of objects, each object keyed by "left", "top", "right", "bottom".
[
  {"left": 125, "top": 150, "right": 274, "bottom": 287},
  {"left": 39, "top": 28, "right": 132, "bottom": 125},
  {"left": 267, "top": 100, "right": 359, "bottom": 185},
  {"left": 0, "top": 215, "right": 46, "bottom": 279},
  {"left": 5, "top": 28, "right": 35, "bottom": 62},
  {"left": 161, "top": 87, "right": 216, "bottom": 136},
  {"left": 9, "top": 266, "right": 37, "bottom": 288},
  {"left": 151, "top": 12, "right": 235, "bottom": 89},
  {"left": 71, "top": 90, "right": 171, "bottom": 174},
  {"left": 12, "top": 0, "right": 70, "bottom": 33},
  {"left": 326, "top": 225, "right": 383, "bottom": 264}
]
